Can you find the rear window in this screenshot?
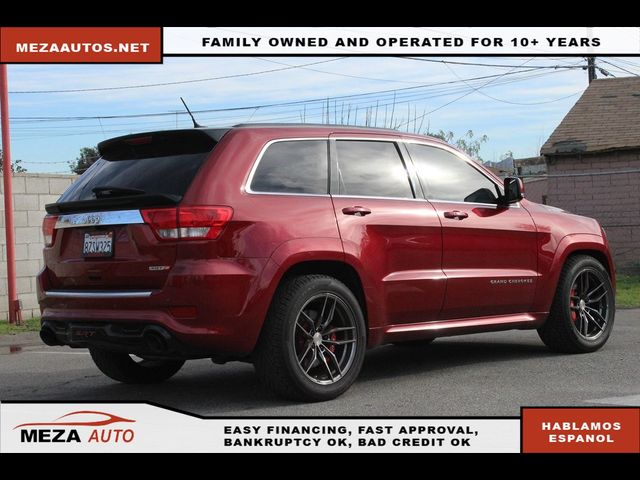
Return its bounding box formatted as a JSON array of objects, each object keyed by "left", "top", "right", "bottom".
[
  {"left": 58, "top": 130, "right": 217, "bottom": 203},
  {"left": 250, "top": 140, "right": 328, "bottom": 194}
]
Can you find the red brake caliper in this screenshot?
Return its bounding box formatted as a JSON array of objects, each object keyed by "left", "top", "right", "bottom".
[
  {"left": 570, "top": 288, "right": 578, "bottom": 322},
  {"left": 328, "top": 332, "right": 337, "bottom": 353}
]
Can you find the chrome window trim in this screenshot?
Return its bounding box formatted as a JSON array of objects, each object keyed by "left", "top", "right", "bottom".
[
  {"left": 244, "top": 137, "right": 331, "bottom": 196},
  {"left": 331, "top": 194, "right": 426, "bottom": 203},
  {"left": 429, "top": 199, "right": 521, "bottom": 209},
  {"left": 243, "top": 190, "right": 330, "bottom": 198},
  {"left": 44, "top": 290, "right": 153, "bottom": 299},
  {"left": 55, "top": 210, "right": 144, "bottom": 229},
  {"left": 242, "top": 134, "right": 514, "bottom": 205}
]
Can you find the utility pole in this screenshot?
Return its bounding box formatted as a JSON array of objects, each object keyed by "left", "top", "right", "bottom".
[
  {"left": 0, "top": 64, "right": 21, "bottom": 325},
  {"left": 587, "top": 57, "right": 597, "bottom": 83},
  {"left": 585, "top": 27, "right": 597, "bottom": 84}
]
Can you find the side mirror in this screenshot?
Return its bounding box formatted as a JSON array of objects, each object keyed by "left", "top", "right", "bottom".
[{"left": 502, "top": 177, "right": 524, "bottom": 205}]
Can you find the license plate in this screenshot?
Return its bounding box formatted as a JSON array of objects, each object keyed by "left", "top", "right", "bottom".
[{"left": 82, "top": 231, "right": 113, "bottom": 257}]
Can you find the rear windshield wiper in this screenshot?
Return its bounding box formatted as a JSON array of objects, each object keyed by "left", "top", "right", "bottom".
[
  {"left": 45, "top": 193, "right": 183, "bottom": 214},
  {"left": 92, "top": 186, "right": 146, "bottom": 198}
]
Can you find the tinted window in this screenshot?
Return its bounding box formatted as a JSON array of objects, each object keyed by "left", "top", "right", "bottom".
[
  {"left": 407, "top": 144, "right": 500, "bottom": 204},
  {"left": 336, "top": 141, "right": 413, "bottom": 198},
  {"left": 59, "top": 130, "right": 217, "bottom": 203},
  {"left": 250, "top": 140, "right": 328, "bottom": 194}
]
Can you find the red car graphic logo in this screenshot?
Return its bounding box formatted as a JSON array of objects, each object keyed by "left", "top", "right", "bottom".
[{"left": 14, "top": 410, "right": 135, "bottom": 429}]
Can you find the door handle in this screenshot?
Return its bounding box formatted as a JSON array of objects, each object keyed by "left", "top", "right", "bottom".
[
  {"left": 443, "top": 210, "right": 468, "bottom": 220},
  {"left": 342, "top": 206, "right": 372, "bottom": 217}
]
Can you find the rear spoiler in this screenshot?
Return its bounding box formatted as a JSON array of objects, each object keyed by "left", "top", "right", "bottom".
[{"left": 98, "top": 129, "right": 228, "bottom": 160}]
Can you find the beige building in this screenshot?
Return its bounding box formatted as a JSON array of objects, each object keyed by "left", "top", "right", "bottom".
[{"left": 541, "top": 77, "right": 640, "bottom": 271}]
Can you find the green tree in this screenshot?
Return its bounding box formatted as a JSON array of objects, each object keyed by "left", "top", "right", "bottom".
[
  {"left": 0, "top": 149, "right": 27, "bottom": 173},
  {"left": 69, "top": 146, "right": 99, "bottom": 175},
  {"left": 429, "top": 130, "right": 488, "bottom": 162}
]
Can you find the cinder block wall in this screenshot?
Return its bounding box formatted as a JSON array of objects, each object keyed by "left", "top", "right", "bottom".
[
  {"left": 546, "top": 150, "right": 640, "bottom": 271},
  {"left": 523, "top": 178, "right": 548, "bottom": 205},
  {"left": 0, "top": 173, "right": 76, "bottom": 321}
]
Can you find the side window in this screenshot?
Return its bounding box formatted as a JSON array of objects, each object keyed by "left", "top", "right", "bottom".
[
  {"left": 335, "top": 140, "right": 413, "bottom": 199},
  {"left": 250, "top": 140, "right": 328, "bottom": 194},
  {"left": 407, "top": 144, "right": 500, "bottom": 204}
]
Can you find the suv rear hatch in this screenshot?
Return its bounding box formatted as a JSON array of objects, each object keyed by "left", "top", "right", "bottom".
[{"left": 43, "top": 129, "right": 226, "bottom": 291}]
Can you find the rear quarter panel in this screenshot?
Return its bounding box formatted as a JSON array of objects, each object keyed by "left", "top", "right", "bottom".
[
  {"left": 182, "top": 128, "right": 344, "bottom": 352},
  {"left": 184, "top": 128, "right": 340, "bottom": 258}
]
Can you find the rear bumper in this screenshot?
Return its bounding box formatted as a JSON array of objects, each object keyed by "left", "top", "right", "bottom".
[
  {"left": 40, "top": 320, "right": 206, "bottom": 358},
  {"left": 37, "top": 257, "right": 271, "bottom": 356},
  {"left": 39, "top": 307, "right": 219, "bottom": 356}
]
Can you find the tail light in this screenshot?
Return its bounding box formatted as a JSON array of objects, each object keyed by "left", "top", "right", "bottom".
[
  {"left": 42, "top": 215, "right": 59, "bottom": 247},
  {"left": 141, "top": 206, "right": 233, "bottom": 241}
]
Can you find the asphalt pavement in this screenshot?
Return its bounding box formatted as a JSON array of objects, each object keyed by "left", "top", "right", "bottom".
[{"left": 1, "top": 309, "right": 638, "bottom": 416}]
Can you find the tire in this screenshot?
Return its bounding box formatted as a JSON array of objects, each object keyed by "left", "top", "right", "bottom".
[
  {"left": 392, "top": 339, "right": 435, "bottom": 347},
  {"left": 89, "top": 348, "right": 185, "bottom": 384},
  {"left": 254, "top": 275, "right": 366, "bottom": 402},
  {"left": 538, "top": 255, "right": 615, "bottom": 353}
]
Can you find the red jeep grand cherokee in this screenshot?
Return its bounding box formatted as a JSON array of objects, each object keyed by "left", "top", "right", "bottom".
[{"left": 38, "top": 124, "right": 615, "bottom": 401}]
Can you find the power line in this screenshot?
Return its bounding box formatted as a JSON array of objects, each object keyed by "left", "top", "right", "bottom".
[
  {"left": 8, "top": 58, "right": 345, "bottom": 94},
  {"left": 256, "top": 57, "right": 423, "bottom": 84},
  {"left": 12, "top": 128, "right": 138, "bottom": 141},
  {"left": 11, "top": 69, "right": 572, "bottom": 141},
  {"left": 401, "top": 57, "right": 583, "bottom": 70},
  {"left": 12, "top": 73, "right": 545, "bottom": 128},
  {"left": 597, "top": 59, "right": 640, "bottom": 77},
  {"left": 11, "top": 70, "right": 567, "bottom": 140},
  {"left": 443, "top": 61, "right": 581, "bottom": 106},
  {"left": 210, "top": 69, "right": 565, "bottom": 128},
  {"left": 10, "top": 68, "right": 550, "bottom": 122},
  {"left": 20, "top": 160, "right": 69, "bottom": 164},
  {"left": 611, "top": 58, "right": 640, "bottom": 69},
  {"left": 397, "top": 58, "right": 537, "bottom": 128}
]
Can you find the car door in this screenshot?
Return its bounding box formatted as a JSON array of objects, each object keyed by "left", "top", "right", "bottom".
[
  {"left": 330, "top": 135, "right": 445, "bottom": 325},
  {"left": 404, "top": 142, "right": 538, "bottom": 320}
]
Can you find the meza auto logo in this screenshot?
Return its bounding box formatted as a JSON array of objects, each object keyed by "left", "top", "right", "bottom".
[{"left": 14, "top": 410, "right": 136, "bottom": 444}]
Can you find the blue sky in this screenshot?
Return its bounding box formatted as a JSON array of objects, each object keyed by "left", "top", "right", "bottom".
[{"left": 5, "top": 56, "right": 640, "bottom": 173}]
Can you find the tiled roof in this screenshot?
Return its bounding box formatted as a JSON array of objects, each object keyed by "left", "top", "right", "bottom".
[{"left": 541, "top": 77, "right": 640, "bottom": 156}]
